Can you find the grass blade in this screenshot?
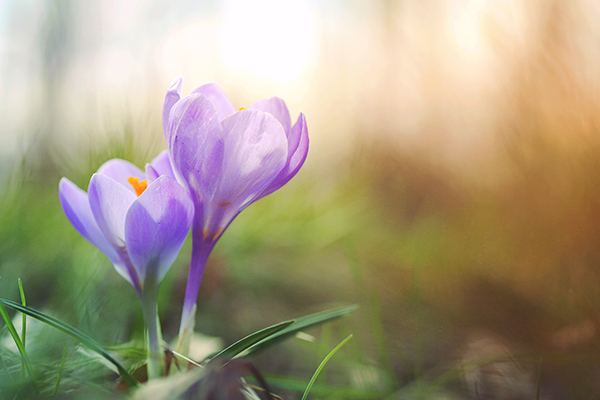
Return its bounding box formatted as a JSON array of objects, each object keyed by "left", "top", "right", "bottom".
[
  {"left": 53, "top": 344, "right": 67, "bottom": 396},
  {"left": 0, "top": 298, "right": 137, "bottom": 387},
  {"left": 205, "top": 320, "right": 295, "bottom": 365},
  {"left": 0, "top": 301, "right": 36, "bottom": 390},
  {"left": 18, "top": 279, "right": 26, "bottom": 350},
  {"left": 301, "top": 334, "right": 353, "bottom": 400},
  {"left": 241, "top": 305, "right": 358, "bottom": 357},
  {"left": 18, "top": 278, "right": 26, "bottom": 379},
  {"left": 262, "top": 375, "right": 382, "bottom": 399}
]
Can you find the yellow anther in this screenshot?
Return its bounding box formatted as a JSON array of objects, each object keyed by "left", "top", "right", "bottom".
[
  {"left": 127, "top": 177, "right": 148, "bottom": 197},
  {"left": 238, "top": 107, "right": 246, "bottom": 111}
]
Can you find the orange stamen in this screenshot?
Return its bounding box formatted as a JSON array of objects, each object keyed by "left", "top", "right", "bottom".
[{"left": 127, "top": 177, "right": 148, "bottom": 197}]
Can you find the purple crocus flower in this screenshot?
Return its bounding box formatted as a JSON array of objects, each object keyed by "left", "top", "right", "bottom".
[
  {"left": 58, "top": 151, "right": 194, "bottom": 378},
  {"left": 163, "top": 77, "right": 309, "bottom": 353}
]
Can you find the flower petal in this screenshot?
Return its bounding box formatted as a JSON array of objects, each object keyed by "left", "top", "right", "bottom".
[
  {"left": 287, "top": 112, "right": 307, "bottom": 156},
  {"left": 60, "top": 178, "right": 139, "bottom": 287},
  {"left": 145, "top": 165, "right": 160, "bottom": 184},
  {"left": 190, "top": 83, "right": 235, "bottom": 122},
  {"left": 261, "top": 112, "right": 309, "bottom": 197},
  {"left": 59, "top": 178, "right": 120, "bottom": 263},
  {"left": 163, "top": 76, "right": 183, "bottom": 140},
  {"left": 249, "top": 97, "right": 291, "bottom": 135},
  {"left": 125, "top": 176, "right": 194, "bottom": 284},
  {"left": 207, "top": 109, "right": 287, "bottom": 232},
  {"left": 88, "top": 173, "right": 137, "bottom": 248},
  {"left": 146, "top": 150, "right": 176, "bottom": 183},
  {"left": 167, "top": 93, "right": 225, "bottom": 204},
  {"left": 97, "top": 159, "right": 145, "bottom": 194}
]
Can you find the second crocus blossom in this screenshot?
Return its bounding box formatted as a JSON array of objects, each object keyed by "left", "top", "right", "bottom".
[
  {"left": 59, "top": 151, "right": 181, "bottom": 293},
  {"left": 58, "top": 152, "right": 194, "bottom": 378},
  {"left": 163, "top": 77, "right": 309, "bottom": 353}
]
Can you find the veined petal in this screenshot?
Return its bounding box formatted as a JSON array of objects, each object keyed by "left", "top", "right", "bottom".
[
  {"left": 60, "top": 178, "right": 139, "bottom": 288},
  {"left": 287, "top": 112, "right": 307, "bottom": 156},
  {"left": 190, "top": 83, "right": 235, "bottom": 122},
  {"left": 168, "top": 93, "right": 225, "bottom": 203},
  {"left": 58, "top": 178, "right": 120, "bottom": 264},
  {"left": 145, "top": 165, "right": 160, "bottom": 184},
  {"left": 163, "top": 76, "right": 183, "bottom": 139},
  {"left": 261, "top": 112, "right": 309, "bottom": 197},
  {"left": 146, "top": 150, "right": 176, "bottom": 183},
  {"left": 88, "top": 173, "right": 137, "bottom": 248},
  {"left": 125, "top": 176, "right": 194, "bottom": 284},
  {"left": 97, "top": 159, "right": 145, "bottom": 194},
  {"left": 210, "top": 110, "right": 287, "bottom": 229},
  {"left": 249, "top": 97, "right": 291, "bottom": 135}
]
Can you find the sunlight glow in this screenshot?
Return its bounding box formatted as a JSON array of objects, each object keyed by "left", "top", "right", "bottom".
[
  {"left": 219, "top": 0, "right": 318, "bottom": 84},
  {"left": 450, "top": 0, "right": 487, "bottom": 56}
]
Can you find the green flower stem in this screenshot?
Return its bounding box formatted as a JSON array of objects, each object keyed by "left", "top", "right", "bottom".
[{"left": 141, "top": 279, "right": 164, "bottom": 380}]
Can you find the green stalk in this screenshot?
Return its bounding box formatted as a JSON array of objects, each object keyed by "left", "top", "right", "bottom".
[{"left": 141, "top": 279, "right": 164, "bottom": 380}]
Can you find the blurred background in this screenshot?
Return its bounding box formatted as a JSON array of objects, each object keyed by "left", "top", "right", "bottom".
[{"left": 3, "top": 0, "right": 600, "bottom": 398}]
